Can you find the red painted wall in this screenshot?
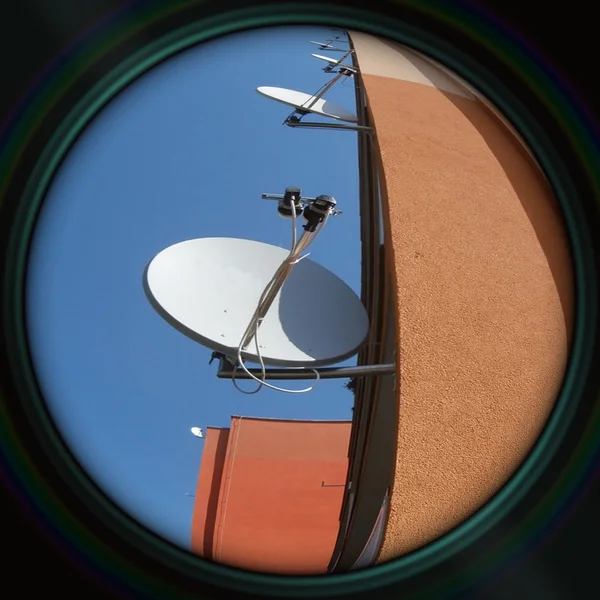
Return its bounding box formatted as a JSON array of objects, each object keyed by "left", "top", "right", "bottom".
[
  {"left": 191, "top": 427, "right": 229, "bottom": 558},
  {"left": 191, "top": 418, "right": 351, "bottom": 574}
]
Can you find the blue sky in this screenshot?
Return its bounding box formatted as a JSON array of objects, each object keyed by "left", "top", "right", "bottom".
[{"left": 26, "top": 26, "right": 361, "bottom": 550}]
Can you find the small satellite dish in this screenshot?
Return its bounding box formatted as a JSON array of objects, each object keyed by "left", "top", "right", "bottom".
[
  {"left": 256, "top": 86, "right": 358, "bottom": 123},
  {"left": 309, "top": 41, "right": 348, "bottom": 52},
  {"left": 144, "top": 238, "right": 369, "bottom": 367},
  {"left": 312, "top": 53, "right": 342, "bottom": 66},
  {"left": 191, "top": 427, "right": 204, "bottom": 438},
  {"left": 312, "top": 54, "right": 357, "bottom": 74}
]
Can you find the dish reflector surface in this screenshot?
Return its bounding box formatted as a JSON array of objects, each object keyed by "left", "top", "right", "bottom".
[
  {"left": 144, "top": 238, "right": 369, "bottom": 367},
  {"left": 309, "top": 41, "right": 347, "bottom": 51},
  {"left": 312, "top": 53, "right": 341, "bottom": 65},
  {"left": 256, "top": 86, "right": 358, "bottom": 123},
  {"left": 312, "top": 54, "right": 357, "bottom": 70}
]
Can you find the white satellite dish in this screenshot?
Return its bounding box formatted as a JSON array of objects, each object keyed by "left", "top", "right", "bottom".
[
  {"left": 312, "top": 54, "right": 357, "bottom": 72},
  {"left": 312, "top": 53, "right": 343, "bottom": 65},
  {"left": 309, "top": 41, "right": 348, "bottom": 52},
  {"left": 256, "top": 86, "right": 358, "bottom": 123},
  {"left": 144, "top": 237, "right": 369, "bottom": 367},
  {"left": 191, "top": 427, "right": 204, "bottom": 438}
]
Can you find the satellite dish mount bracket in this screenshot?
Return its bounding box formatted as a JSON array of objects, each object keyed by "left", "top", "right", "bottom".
[{"left": 210, "top": 352, "right": 395, "bottom": 381}]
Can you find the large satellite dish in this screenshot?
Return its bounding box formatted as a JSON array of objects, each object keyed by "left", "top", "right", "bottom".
[
  {"left": 256, "top": 86, "right": 358, "bottom": 123},
  {"left": 144, "top": 237, "right": 369, "bottom": 367},
  {"left": 191, "top": 427, "right": 204, "bottom": 438}
]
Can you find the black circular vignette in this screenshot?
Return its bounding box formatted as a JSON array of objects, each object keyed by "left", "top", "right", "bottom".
[{"left": 1, "top": 1, "right": 599, "bottom": 599}]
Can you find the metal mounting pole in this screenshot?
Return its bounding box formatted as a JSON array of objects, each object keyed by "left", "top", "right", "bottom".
[
  {"left": 283, "top": 68, "right": 360, "bottom": 127},
  {"left": 210, "top": 352, "right": 395, "bottom": 380},
  {"left": 339, "top": 49, "right": 354, "bottom": 63},
  {"left": 323, "top": 49, "right": 353, "bottom": 67},
  {"left": 315, "top": 45, "right": 348, "bottom": 52},
  {"left": 286, "top": 121, "right": 372, "bottom": 133},
  {"left": 278, "top": 71, "right": 347, "bottom": 125},
  {"left": 302, "top": 70, "right": 345, "bottom": 110},
  {"left": 261, "top": 192, "right": 316, "bottom": 203}
]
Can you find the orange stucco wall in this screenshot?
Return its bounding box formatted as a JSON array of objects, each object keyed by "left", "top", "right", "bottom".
[
  {"left": 191, "top": 418, "right": 351, "bottom": 574},
  {"left": 349, "top": 32, "right": 574, "bottom": 561}
]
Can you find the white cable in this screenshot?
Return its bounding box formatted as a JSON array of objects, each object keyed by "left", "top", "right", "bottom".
[
  {"left": 232, "top": 202, "right": 320, "bottom": 394},
  {"left": 231, "top": 202, "right": 333, "bottom": 395},
  {"left": 231, "top": 198, "right": 301, "bottom": 395}
]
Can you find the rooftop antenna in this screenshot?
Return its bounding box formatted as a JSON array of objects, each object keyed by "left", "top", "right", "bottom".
[{"left": 256, "top": 69, "right": 371, "bottom": 133}]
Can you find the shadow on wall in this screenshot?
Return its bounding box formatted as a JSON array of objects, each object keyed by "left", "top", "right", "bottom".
[
  {"left": 369, "top": 141, "right": 402, "bottom": 565},
  {"left": 377, "top": 38, "right": 475, "bottom": 100},
  {"left": 388, "top": 45, "right": 575, "bottom": 349},
  {"left": 202, "top": 429, "right": 230, "bottom": 559},
  {"left": 440, "top": 92, "right": 575, "bottom": 348}
]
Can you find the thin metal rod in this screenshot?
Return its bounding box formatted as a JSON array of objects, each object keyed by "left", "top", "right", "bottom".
[
  {"left": 262, "top": 193, "right": 317, "bottom": 202},
  {"left": 302, "top": 70, "right": 345, "bottom": 110},
  {"left": 283, "top": 70, "right": 349, "bottom": 124},
  {"left": 286, "top": 121, "right": 373, "bottom": 132},
  {"left": 322, "top": 35, "right": 350, "bottom": 45},
  {"left": 216, "top": 362, "right": 396, "bottom": 380},
  {"left": 315, "top": 45, "right": 348, "bottom": 52}
]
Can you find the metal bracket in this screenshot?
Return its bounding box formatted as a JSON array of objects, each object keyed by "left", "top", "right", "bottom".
[
  {"left": 210, "top": 352, "right": 394, "bottom": 380},
  {"left": 279, "top": 69, "right": 370, "bottom": 134},
  {"left": 285, "top": 120, "right": 373, "bottom": 133},
  {"left": 323, "top": 67, "right": 356, "bottom": 76}
]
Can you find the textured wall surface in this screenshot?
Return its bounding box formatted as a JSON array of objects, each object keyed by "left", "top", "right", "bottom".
[
  {"left": 191, "top": 418, "right": 351, "bottom": 574},
  {"left": 349, "top": 31, "right": 574, "bottom": 561}
]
